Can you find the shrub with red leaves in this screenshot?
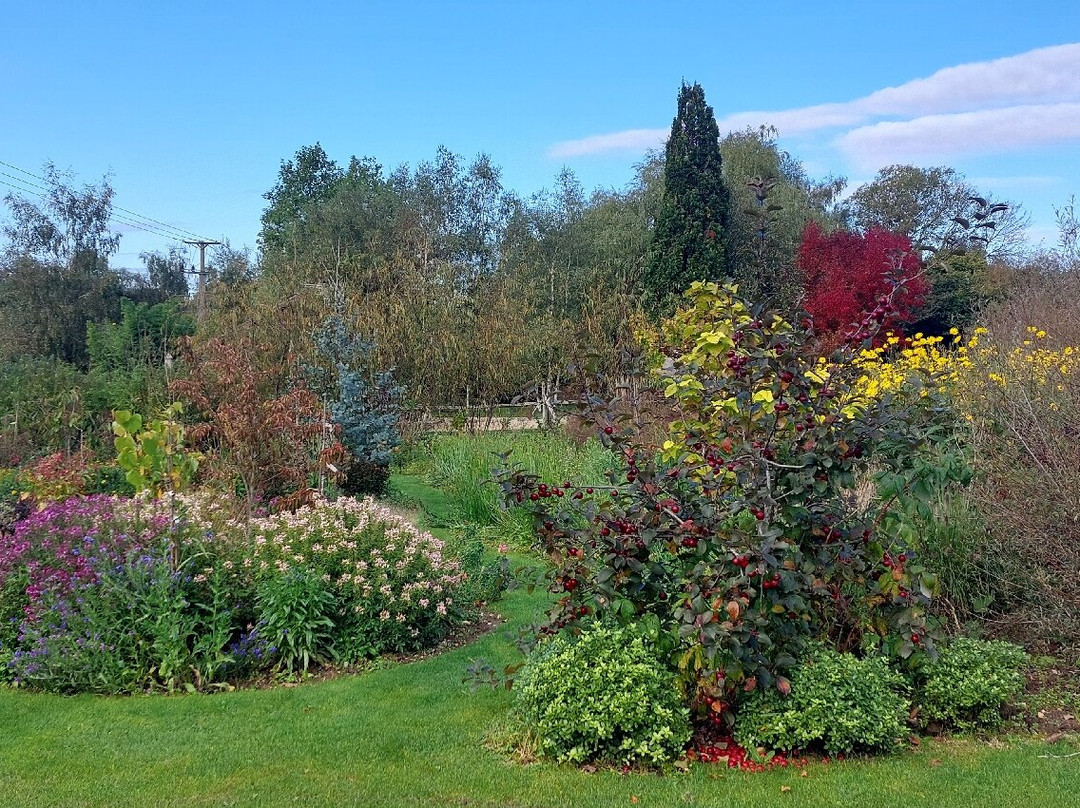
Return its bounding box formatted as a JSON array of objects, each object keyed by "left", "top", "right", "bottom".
[{"left": 798, "top": 223, "right": 926, "bottom": 350}]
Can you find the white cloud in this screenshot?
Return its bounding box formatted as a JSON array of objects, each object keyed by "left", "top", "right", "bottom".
[
  {"left": 549, "top": 128, "right": 666, "bottom": 158},
  {"left": 549, "top": 42, "right": 1080, "bottom": 158},
  {"left": 714, "top": 104, "right": 864, "bottom": 136},
  {"left": 836, "top": 103, "right": 1080, "bottom": 171},
  {"left": 854, "top": 43, "right": 1080, "bottom": 117}
]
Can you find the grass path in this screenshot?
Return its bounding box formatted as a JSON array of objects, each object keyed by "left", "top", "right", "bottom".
[{"left": 1, "top": 478, "right": 1078, "bottom": 807}]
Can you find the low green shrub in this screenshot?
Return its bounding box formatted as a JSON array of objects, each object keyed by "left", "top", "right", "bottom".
[
  {"left": 341, "top": 460, "right": 391, "bottom": 498},
  {"left": 446, "top": 525, "right": 510, "bottom": 609},
  {"left": 919, "top": 637, "right": 1028, "bottom": 731},
  {"left": 0, "top": 467, "right": 28, "bottom": 536},
  {"left": 515, "top": 624, "right": 691, "bottom": 766},
  {"left": 83, "top": 463, "right": 135, "bottom": 497},
  {"left": 909, "top": 492, "right": 1026, "bottom": 625},
  {"left": 735, "top": 649, "right": 909, "bottom": 756},
  {"left": 0, "top": 567, "right": 27, "bottom": 681},
  {"left": 256, "top": 567, "right": 337, "bottom": 673}
]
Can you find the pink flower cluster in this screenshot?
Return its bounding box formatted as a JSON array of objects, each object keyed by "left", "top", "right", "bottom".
[
  {"left": 228, "top": 496, "right": 467, "bottom": 624},
  {"left": 0, "top": 495, "right": 169, "bottom": 620}
]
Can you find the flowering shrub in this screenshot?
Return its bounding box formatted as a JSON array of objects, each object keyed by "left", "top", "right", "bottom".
[
  {"left": 224, "top": 496, "right": 469, "bottom": 658},
  {"left": 0, "top": 495, "right": 166, "bottom": 622},
  {"left": 223, "top": 624, "right": 275, "bottom": 679},
  {"left": 854, "top": 317, "right": 1080, "bottom": 644},
  {"left": 143, "top": 492, "right": 472, "bottom": 658},
  {"left": 2, "top": 491, "right": 478, "bottom": 692},
  {"left": 10, "top": 547, "right": 234, "bottom": 694},
  {"left": 852, "top": 330, "right": 967, "bottom": 401},
  {"left": 962, "top": 325, "right": 1080, "bottom": 644},
  {"left": 498, "top": 281, "right": 963, "bottom": 731},
  {"left": 851, "top": 325, "right": 1077, "bottom": 413}
]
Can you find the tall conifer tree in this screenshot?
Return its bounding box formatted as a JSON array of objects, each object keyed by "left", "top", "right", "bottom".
[{"left": 643, "top": 82, "right": 731, "bottom": 305}]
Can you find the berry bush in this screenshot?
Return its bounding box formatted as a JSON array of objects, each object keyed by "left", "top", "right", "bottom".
[{"left": 498, "top": 281, "right": 965, "bottom": 732}]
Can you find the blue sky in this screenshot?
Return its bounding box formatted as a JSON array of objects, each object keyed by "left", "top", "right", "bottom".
[{"left": 2, "top": 1, "right": 1078, "bottom": 269}]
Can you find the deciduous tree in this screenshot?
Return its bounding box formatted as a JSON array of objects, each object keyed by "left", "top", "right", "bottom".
[
  {"left": 1, "top": 165, "right": 125, "bottom": 365},
  {"left": 798, "top": 223, "right": 926, "bottom": 348},
  {"left": 847, "top": 164, "right": 1028, "bottom": 262},
  {"left": 721, "top": 126, "right": 847, "bottom": 313}
]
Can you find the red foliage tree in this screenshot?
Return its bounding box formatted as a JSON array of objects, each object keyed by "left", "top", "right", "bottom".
[
  {"left": 797, "top": 223, "right": 926, "bottom": 349},
  {"left": 170, "top": 336, "right": 328, "bottom": 508}
]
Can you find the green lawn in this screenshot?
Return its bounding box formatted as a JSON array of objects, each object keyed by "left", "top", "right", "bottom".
[
  {"left": 2, "top": 582, "right": 1077, "bottom": 807},
  {"left": 1, "top": 474, "right": 1077, "bottom": 807}
]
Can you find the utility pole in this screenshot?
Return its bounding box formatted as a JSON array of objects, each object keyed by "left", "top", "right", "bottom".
[{"left": 184, "top": 239, "right": 221, "bottom": 323}]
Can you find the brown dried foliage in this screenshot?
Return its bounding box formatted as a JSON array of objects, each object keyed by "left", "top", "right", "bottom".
[
  {"left": 170, "top": 336, "right": 326, "bottom": 504},
  {"left": 964, "top": 269, "right": 1080, "bottom": 648}
]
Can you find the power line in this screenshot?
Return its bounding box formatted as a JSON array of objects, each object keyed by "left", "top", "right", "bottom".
[
  {"left": 0, "top": 159, "right": 209, "bottom": 240},
  {"left": 0, "top": 158, "right": 214, "bottom": 243},
  {"left": 0, "top": 176, "right": 191, "bottom": 242},
  {"left": 0, "top": 175, "right": 202, "bottom": 245},
  {"left": 0, "top": 170, "right": 188, "bottom": 242}
]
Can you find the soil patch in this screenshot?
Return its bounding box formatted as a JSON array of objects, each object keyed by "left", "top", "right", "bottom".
[{"left": 1021, "top": 661, "right": 1080, "bottom": 739}]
